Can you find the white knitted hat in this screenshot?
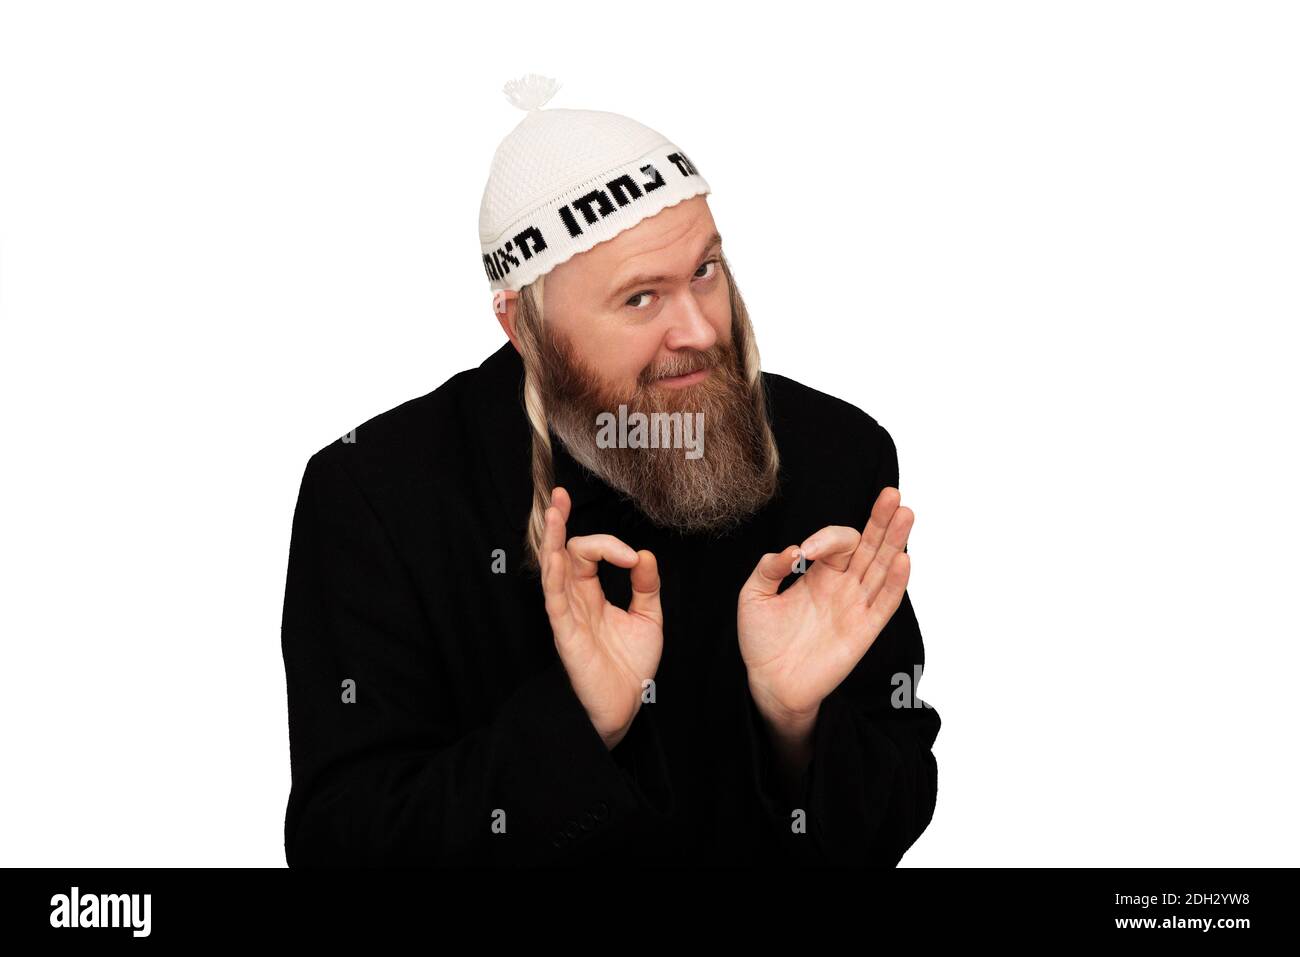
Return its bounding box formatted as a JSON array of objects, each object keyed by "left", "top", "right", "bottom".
[{"left": 479, "top": 74, "right": 712, "bottom": 293}]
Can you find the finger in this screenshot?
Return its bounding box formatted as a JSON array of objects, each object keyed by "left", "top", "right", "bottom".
[
  {"left": 551, "top": 486, "right": 572, "bottom": 524},
  {"left": 862, "top": 506, "right": 914, "bottom": 606},
  {"left": 628, "top": 549, "right": 662, "bottom": 624},
  {"left": 541, "top": 491, "right": 569, "bottom": 566},
  {"left": 865, "top": 550, "right": 911, "bottom": 637},
  {"left": 540, "top": 506, "right": 572, "bottom": 625},
  {"left": 566, "top": 533, "right": 639, "bottom": 580},
  {"left": 799, "top": 525, "right": 861, "bottom": 573},
  {"left": 849, "top": 486, "right": 902, "bottom": 581},
  {"left": 742, "top": 545, "right": 802, "bottom": 598}
]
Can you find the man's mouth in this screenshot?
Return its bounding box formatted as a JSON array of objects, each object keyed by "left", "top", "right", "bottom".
[{"left": 653, "top": 366, "right": 712, "bottom": 390}]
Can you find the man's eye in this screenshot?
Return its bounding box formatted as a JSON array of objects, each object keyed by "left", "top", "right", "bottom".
[{"left": 626, "top": 260, "right": 719, "bottom": 308}]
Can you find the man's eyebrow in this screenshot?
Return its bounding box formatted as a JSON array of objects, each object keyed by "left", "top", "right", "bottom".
[{"left": 607, "top": 232, "right": 723, "bottom": 304}]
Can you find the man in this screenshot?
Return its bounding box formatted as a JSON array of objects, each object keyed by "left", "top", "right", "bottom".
[{"left": 280, "top": 75, "right": 940, "bottom": 866}]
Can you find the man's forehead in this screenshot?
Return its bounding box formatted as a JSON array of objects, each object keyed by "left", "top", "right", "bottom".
[
  {"left": 601, "top": 213, "right": 723, "bottom": 294},
  {"left": 605, "top": 197, "right": 716, "bottom": 255},
  {"left": 545, "top": 197, "right": 720, "bottom": 300}
]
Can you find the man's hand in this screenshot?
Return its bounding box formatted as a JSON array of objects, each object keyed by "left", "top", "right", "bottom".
[
  {"left": 539, "top": 486, "right": 663, "bottom": 750},
  {"left": 737, "top": 487, "right": 914, "bottom": 733}
]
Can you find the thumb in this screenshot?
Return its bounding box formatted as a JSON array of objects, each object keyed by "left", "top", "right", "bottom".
[
  {"left": 742, "top": 545, "right": 802, "bottom": 599},
  {"left": 628, "top": 549, "right": 662, "bottom": 625}
]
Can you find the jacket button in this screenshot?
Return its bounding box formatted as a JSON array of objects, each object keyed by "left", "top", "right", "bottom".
[{"left": 592, "top": 800, "right": 610, "bottom": 822}]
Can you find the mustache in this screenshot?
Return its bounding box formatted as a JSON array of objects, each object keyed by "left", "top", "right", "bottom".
[{"left": 637, "top": 344, "right": 730, "bottom": 387}]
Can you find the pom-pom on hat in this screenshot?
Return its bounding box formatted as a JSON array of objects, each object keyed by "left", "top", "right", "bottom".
[{"left": 478, "top": 73, "right": 711, "bottom": 293}]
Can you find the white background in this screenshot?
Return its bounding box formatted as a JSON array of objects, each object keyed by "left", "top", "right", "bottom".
[{"left": 1, "top": 0, "right": 1296, "bottom": 867}]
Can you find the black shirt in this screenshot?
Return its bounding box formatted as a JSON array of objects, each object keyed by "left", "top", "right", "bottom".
[{"left": 280, "top": 342, "right": 941, "bottom": 866}]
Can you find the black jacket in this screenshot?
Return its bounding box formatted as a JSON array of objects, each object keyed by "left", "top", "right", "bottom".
[{"left": 280, "top": 342, "right": 940, "bottom": 866}]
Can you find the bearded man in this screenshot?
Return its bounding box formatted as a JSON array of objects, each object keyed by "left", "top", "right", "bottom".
[{"left": 280, "top": 75, "right": 941, "bottom": 867}]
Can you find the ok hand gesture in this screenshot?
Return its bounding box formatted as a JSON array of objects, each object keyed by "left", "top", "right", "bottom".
[
  {"left": 539, "top": 486, "right": 662, "bottom": 749},
  {"left": 737, "top": 487, "right": 914, "bottom": 727}
]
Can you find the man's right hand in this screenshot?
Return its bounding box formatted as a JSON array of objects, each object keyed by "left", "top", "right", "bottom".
[{"left": 538, "top": 486, "right": 663, "bottom": 750}]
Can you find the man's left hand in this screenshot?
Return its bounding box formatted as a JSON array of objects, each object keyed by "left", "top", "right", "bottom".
[{"left": 738, "top": 487, "right": 915, "bottom": 732}]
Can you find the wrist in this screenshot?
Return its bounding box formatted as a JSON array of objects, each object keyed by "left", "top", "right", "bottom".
[
  {"left": 748, "top": 679, "right": 820, "bottom": 738},
  {"left": 599, "top": 702, "right": 640, "bottom": 750}
]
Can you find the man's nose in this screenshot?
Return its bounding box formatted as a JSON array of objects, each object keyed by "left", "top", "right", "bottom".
[{"left": 662, "top": 295, "right": 719, "bottom": 353}]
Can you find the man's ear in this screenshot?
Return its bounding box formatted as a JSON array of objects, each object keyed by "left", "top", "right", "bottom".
[{"left": 492, "top": 289, "right": 521, "bottom": 354}]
